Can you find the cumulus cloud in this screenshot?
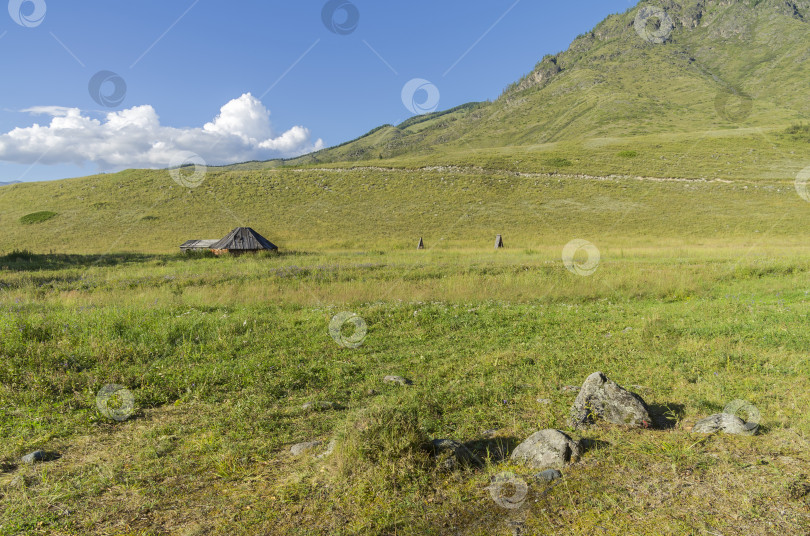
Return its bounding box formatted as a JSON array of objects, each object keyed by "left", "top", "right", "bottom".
[{"left": 0, "top": 93, "right": 323, "bottom": 170}]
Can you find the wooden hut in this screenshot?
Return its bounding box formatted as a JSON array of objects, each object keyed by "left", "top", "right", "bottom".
[
  {"left": 180, "top": 239, "right": 219, "bottom": 253},
  {"left": 209, "top": 227, "right": 278, "bottom": 255}
]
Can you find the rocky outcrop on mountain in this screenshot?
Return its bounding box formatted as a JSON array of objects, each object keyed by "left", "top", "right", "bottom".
[{"left": 514, "top": 56, "right": 561, "bottom": 92}]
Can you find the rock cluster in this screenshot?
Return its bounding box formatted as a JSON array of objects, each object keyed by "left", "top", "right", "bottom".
[{"left": 287, "top": 371, "right": 762, "bottom": 489}]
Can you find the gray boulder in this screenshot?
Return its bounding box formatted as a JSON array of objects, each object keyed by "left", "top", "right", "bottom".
[
  {"left": 430, "top": 439, "right": 483, "bottom": 471},
  {"left": 290, "top": 441, "right": 323, "bottom": 456},
  {"left": 21, "top": 451, "right": 46, "bottom": 464},
  {"left": 510, "top": 429, "right": 581, "bottom": 469},
  {"left": 571, "top": 372, "right": 652, "bottom": 428},
  {"left": 692, "top": 413, "right": 753, "bottom": 435}
]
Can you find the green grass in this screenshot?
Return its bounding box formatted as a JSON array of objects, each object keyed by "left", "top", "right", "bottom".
[
  {"left": 1, "top": 247, "right": 810, "bottom": 534},
  {"left": 18, "top": 211, "right": 57, "bottom": 225},
  {"left": 544, "top": 156, "right": 573, "bottom": 167},
  {"left": 2, "top": 163, "right": 810, "bottom": 533}
]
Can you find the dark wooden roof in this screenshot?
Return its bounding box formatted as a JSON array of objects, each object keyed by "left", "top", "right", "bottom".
[{"left": 210, "top": 227, "right": 278, "bottom": 251}]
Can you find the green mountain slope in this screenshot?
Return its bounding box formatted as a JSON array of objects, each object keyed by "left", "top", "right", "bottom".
[{"left": 256, "top": 0, "right": 810, "bottom": 166}]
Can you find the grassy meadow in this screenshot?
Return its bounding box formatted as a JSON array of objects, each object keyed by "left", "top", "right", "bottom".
[
  {"left": 2, "top": 230, "right": 810, "bottom": 534},
  {"left": 2, "top": 108, "right": 810, "bottom": 536}
]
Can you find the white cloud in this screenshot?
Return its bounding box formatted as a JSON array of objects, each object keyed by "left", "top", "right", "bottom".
[{"left": 0, "top": 93, "right": 324, "bottom": 170}]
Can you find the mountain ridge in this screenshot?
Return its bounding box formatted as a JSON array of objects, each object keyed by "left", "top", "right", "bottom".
[{"left": 229, "top": 0, "right": 810, "bottom": 168}]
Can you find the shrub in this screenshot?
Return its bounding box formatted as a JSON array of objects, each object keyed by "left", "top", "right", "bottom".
[
  {"left": 19, "top": 211, "right": 57, "bottom": 225},
  {"left": 618, "top": 150, "right": 638, "bottom": 158},
  {"left": 782, "top": 123, "right": 810, "bottom": 142}
]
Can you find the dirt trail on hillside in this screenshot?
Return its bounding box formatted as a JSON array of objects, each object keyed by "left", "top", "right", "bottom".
[{"left": 290, "top": 165, "right": 741, "bottom": 185}]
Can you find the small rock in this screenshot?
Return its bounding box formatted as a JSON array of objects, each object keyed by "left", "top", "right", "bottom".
[
  {"left": 290, "top": 441, "right": 322, "bottom": 456},
  {"left": 622, "top": 327, "right": 633, "bottom": 333},
  {"left": 692, "top": 413, "right": 753, "bottom": 435},
  {"left": 560, "top": 385, "right": 579, "bottom": 393},
  {"left": 510, "top": 429, "right": 581, "bottom": 469},
  {"left": 482, "top": 429, "right": 499, "bottom": 437},
  {"left": 534, "top": 469, "right": 563, "bottom": 482},
  {"left": 430, "top": 439, "right": 483, "bottom": 471},
  {"left": 316, "top": 440, "right": 336, "bottom": 460},
  {"left": 383, "top": 375, "right": 412, "bottom": 386},
  {"left": 302, "top": 401, "right": 336, "bottom": 411},
  {"left": 536, "top": 398, "right": 551, "bottom": 404},
  {"left": 21, "top": 451, "right": 45, "bottom": 464},
  {"left": 570, "top": 372, "right": 652, "bottom": 428}
]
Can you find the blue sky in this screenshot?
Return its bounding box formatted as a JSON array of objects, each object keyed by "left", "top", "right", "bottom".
[{"left": 0, "top": 0, "right": 636, "bottom": 183}]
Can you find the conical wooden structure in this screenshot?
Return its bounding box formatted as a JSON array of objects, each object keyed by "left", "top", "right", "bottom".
[
  {"left": 495, "top": 235, "right": 504, "bottom": 249},
  {"left": 210, "top": 227, "right": 278, "bottom": 255},
  {"left": 417, "top": 237, "right": 425, "bottom": 250}
]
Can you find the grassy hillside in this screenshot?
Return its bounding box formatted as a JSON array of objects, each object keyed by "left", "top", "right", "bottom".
[{"left": 1, "top": 126, "right": 809, "bottom": 255}]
